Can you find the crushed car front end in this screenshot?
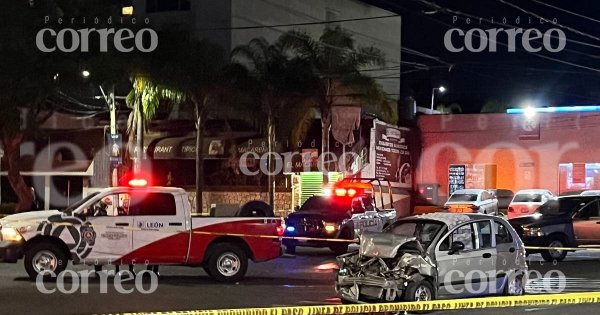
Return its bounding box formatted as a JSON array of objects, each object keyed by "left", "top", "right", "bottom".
[{"left": 335, "top": 233, "right": 437, "bottom": 303}]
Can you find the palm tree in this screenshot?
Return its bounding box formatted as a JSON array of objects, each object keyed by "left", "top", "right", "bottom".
[
  {"left": 231, "top": 38, "right": 318, "bottom": 206},
  {"left": 125, "top": 76, "right": 184, "bottom": 174},
  {"left": 278, "top": 26, "right": 393, "bottom": 168}
]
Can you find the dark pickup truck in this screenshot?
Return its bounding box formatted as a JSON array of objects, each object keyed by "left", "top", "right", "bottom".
[{"left": 283, "top": 179, "right": 397, "bottom": 255}]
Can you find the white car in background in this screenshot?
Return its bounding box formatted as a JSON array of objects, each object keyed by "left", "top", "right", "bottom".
[
  {"left": 444, "top": 189, "right": 498, "bottom": 215},
  {"left": 581, "top": 190, "right": 600, "bottom": 196},
  {"left": 508, "top": 189, "right": 554, "bottom": 219}
]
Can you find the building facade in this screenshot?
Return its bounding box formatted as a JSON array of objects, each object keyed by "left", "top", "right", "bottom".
[
  {"left": 417, "top": 112, "right": 600, "bottom": 202},
  {"left": 135, "top": 0, "right": 402, "bottom": 99}
]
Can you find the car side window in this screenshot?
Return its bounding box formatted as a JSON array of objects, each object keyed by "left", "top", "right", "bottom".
[
  {"left": 574, "top": 200, "right": 600, "bottom": 220},
  {"left": 439, "top": 223, "right": 476, "bottom": 251},
  {"left": 495, "top": 221, "right": 513, "bottom": 244},
  {"left": 129, "top": 193, "right": 177, "bottom": 216},
  {"left": 476, "top": 220, "right": 493, "bottom": 249},
  {"left": 89, "top": 193, "right": 131, "bottom": 217}
]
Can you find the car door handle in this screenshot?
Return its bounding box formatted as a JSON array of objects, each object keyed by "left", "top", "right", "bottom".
[
  {"left": 509, "top": 247, "right": 516, "bottom": 253},
  {"left": 115, "top": 223, "right": 129, "bottom": 227},
  {"left": 482, "top": 253, "right": 492, "bottom": 258},
  {"left": 169, "top": 222, "right": 183, "bottom": 226}
]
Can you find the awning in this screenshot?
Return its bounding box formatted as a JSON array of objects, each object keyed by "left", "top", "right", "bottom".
[{"left": 145, "top": 136, "right": 231, "bottom": 160}]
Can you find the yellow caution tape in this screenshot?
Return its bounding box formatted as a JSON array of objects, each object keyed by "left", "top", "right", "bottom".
[
  {"left": 119, "top": 291, "right": 600, "bottom": 315},
  {"left": 11, "top": 218, "right": 600, "bottom": 250}
]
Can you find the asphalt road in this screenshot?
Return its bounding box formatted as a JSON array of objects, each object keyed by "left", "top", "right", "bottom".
[{"left": 1, "top": 248, "right": 600, "bottom": 315}]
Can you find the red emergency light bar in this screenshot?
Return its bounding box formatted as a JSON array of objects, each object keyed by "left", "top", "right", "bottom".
[{"left": 129, "top": 178, "right": 148, "bottom": 187}]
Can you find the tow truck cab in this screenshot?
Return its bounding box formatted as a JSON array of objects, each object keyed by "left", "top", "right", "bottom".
[
  {"left": 283, "top": 178, "right": 397, "bottom": 255},
  {"left": 0, "top": 184, "right": 283, "bottom": 283}
]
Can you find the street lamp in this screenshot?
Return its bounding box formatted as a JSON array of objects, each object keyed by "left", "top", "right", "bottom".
[
  {"left": 430, "top": 86, "right": 446, "bottom": 113},
  {"left": 82, "top": 70, "right": 90, "bottom": 78}
]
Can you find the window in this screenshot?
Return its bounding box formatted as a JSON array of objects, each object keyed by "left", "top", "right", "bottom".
[
  {"left": 440, "top": 223, "right": 475, "bottom": 251},
  {"left": 495, "top": 221, "right": 513, "bottom": 244},
  {"left": 389, "top": 221, "right": 444, "bottom": 248},
  {"left": 476, "top": 221, "right": 493, "bottom": 249},
  {"left": 574, "top": 200, "right": 600, "bottom": 220},
  {"left": 129, "top": 193, "right": 177, "bottom": 216},
  {"left": 89, "top": 193, "right": 131, "bottom": 217},
  {"left": 449, "top": 193, "right": 478, "bottom": 202},
  {"left": 146, "top": 0, "right": 190, "bottom": 13},
  {"left": 513, "top": 193, "right": 543, "bottom": 202}
]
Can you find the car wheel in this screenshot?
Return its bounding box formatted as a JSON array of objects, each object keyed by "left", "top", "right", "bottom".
[
  {"left": 541, "top": 236, "right": 568, "bottom": 262},
  {"left": 285, "top": 244, "right": 296, "bottom": 255},
  {"left": 207, "top": 243, "right": 248, "bottom": 283},
  {"left": 24, "top": 241, "right": 68, "bottom": 281},
  {"left": 404, "top": 279, "right": 434, "bottom": 302},
  {"left": 504, "top": 274, "right": 525, "bottom": 296}
]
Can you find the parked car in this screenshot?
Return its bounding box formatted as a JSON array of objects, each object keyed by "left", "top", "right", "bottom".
[
  {"left": 444, "top": 189, "right": 498, "bottom": 215},
  {"left": 508, "top": 189, "right": 554, "bottom": 219},
  {"left": 284, "top": 179, "right": 396, "bottom": 255},
  {"left": 581, "top": 190, "right": 600, "bottom": 196},
  {"left": 336, "top": 213, "right": 527, "bottom": 303},
  {"left": 489, "top": 189, "right": 515, "bottom": 210},
  {"left": 509, "top": 195, "right": 600, "bottom": 262}
]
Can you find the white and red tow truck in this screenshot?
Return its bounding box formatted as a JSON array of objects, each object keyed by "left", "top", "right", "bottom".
[{"left": 0, "top": 181, "right": 284, "bottom": 282}]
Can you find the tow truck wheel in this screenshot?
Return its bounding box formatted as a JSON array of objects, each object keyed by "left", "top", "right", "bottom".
[
  {"left": 24, "top": 242, "right": 68, "bottom": 281},
  {"left": 207, "top": 243, "right": 248, "bottom": 283}
]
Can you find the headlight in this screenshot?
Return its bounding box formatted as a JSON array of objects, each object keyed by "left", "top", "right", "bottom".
[
  {"left": 1, "top": 228, "right": 23, "bottom": 242},
  {"left": 324, "top": 223, "right": 337, "bottom": 233},
  {"left": 522, "top": 227, "right": 544, "bottom": 237}
]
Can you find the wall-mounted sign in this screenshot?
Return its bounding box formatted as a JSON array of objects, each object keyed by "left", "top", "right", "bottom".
[
  {"left": 369, "top": 120, "right": 411, "bottom": 188},
  {"left": 448, "top": 164, "right": 466, "bottom": 195}
]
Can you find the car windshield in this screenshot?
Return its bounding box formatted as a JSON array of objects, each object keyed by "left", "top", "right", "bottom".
[
  {"left": 449, "top": 193, "right": 478, "bottom": 202},
  {"left": 299, "top": 196, "right": 350, "bottom": 212},
  {"left": 387, "top": 220, "right": 445, "bottom": 248},
  {"left": 62, "top": 192, "right": 100, "bottom": 214},
  {"left": 536, "top": 198, "right": 585, "bottom": 216},
  {"left": 513, "top": 193, "right": 543, "bottom": 202}
]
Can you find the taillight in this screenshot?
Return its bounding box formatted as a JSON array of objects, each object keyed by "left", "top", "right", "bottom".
[
  {"left": 508, "top": 206, "right": 515, "bottom": 212},
  {"left": 276, "top": 225, "right": 285, "bottom": 236},
  {"left": 335, "top": 188, "right": 347, "bottom": 197},
  {"left": 347, "top": 188, "right": 357, "bottom": 197}
]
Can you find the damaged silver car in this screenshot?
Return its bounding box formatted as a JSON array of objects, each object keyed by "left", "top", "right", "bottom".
[{"left": 336, "top": 213, "right": 527, "bottom": 303}]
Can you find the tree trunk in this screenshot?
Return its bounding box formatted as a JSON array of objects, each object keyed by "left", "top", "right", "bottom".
[
  {"left": 135, "top": 100, "right": 143, "bottom": 174},
  {"left": 321, "top": 111, "right": 331, "bottom": 172},
  {"left": 267, "top": 112, "right": 275, "bottom": 207},
  {"left": 1, "top": 132, "right": 33, "bottom": 212},
  {"left": 193, "top": 96, "right": 206, "bottom": 214}
]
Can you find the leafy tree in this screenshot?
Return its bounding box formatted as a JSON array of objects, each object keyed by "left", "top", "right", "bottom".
[
  {"left": 277, "top": 26, "right": 394, "bottom": 166},
  {"left": 436, "top": 103, "right": 462, "bottom": 114},
  {"left": 480, "top": 99, "right": 509, "bottom": 113},
  {"left": 231, "top": 38, "right": 318, "bottom": 206}
]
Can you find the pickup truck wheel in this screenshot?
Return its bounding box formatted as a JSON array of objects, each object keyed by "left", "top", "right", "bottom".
[
  {"left": 207, "top": 244, "right": 248, "bottom": 283},
  {"left": 285, "top": 244, "right": 296, "bottom": 255},
  {"left": 541, "top": 237, "right": 568, "bottom": 262},
  {"left": 24, "top": 242, "right": 68, "bottom": 281}
]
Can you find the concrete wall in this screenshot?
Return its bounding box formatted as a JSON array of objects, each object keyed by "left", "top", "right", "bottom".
[
  {"left": 417, "top": 112, "right": 600, "bottom": 200},
  {"left": 187, "top": 190, "right": 292, "bottom": 215}
]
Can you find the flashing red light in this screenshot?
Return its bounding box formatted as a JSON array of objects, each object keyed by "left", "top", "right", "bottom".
[
  {"left": 129, "top": 178, "right": 148, "bottom": 187},
  {"left": 335, "top": 188, "right": 347, "bottom": 197},
  {"left": 276, "top": 225, "right": 285, "bottom": 236}
]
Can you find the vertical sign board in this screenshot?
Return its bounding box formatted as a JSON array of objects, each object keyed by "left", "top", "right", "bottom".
[
  {"left": 109, "top": 134, "right": 122, "bottom": 166},
  {"left": 572, "top": 163, "right": 586, "bottom": 184},
  {"left": 370, "top": 120, "right": 411, "bottom": 188},
  {"left": 449, "top": 164, "right": 466, "bottom": 195}
]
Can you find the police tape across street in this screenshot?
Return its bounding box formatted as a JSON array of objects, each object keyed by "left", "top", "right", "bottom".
[
  {"left": 118, "top": 291, "right": 600, "bottom": 315},
  {"left": 6, "top": 218, "right": 600, "bottom": 251}
]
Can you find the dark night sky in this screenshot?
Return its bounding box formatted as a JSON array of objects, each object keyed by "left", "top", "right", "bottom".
[{"left": 365, "top": 0, "right": 600, "bottom": 112}]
